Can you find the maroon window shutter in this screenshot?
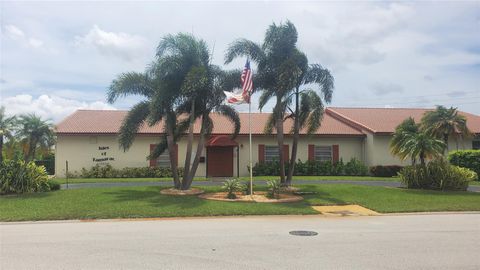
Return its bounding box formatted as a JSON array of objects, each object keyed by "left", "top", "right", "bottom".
[
  {"left": 174, "top": 144, "right": 179, "bottom": 167},
  {"left": 283, "top": 145, "right": 289, "bottom": 162},
  {"left": 332, "top": 145, "right": 339, "bottom": 163},
  {"left": 258, "top": 144, "right": 265, "bottom": 163},
  {"left": 149, "top": 144, "right": 157, "bottom": 167},
  {"left": 308, "top": 144, "right": 315, "bottom": 161}
]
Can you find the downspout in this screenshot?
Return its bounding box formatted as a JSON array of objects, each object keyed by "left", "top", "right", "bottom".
[{"left": 237, "top": 146, "right": 240, "bottom": 178}]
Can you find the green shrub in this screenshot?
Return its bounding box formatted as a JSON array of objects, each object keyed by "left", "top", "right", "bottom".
[
  {"left": 48, "top": 180, "right": 61, "bottom": 191},
  {"left": 370, "top": 165, "right": 403, "bottom": 177},
  {"left": 398, "top": 159, "right": 477, "bottom": 191},
  {"left": 0, "top": 160, "right": 50, "bottom": 194},
  {"left": 252, "top": 158, "right": 368, "bottom": 176},
  {"left": 77, "top": 164, "right": 184, "bottom": 178},
  {"left": 266, "top": 179, "right": 281, "bottom": 199},
  {"left": 344, "top": 158, "right": 369, "bottom": 176},
  {"left": 222, "top": 179, "right": 242, "bottom": 199},
  {"left": 448, "top": 150, "right": 480, "bottom": 177}
]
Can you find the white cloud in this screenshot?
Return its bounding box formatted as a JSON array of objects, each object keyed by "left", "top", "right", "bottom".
[
  {"left": 1, "top": 94, "right": 116, "bottom": 122},
  {"left": 3, "top": 24, "right": 45, "bottom": 49},
  {"left": 74, "top": 25, "right": 147, "bottom": 61},
  {"left": 5, "top": 24, "right": 25, "bottom": 39}
]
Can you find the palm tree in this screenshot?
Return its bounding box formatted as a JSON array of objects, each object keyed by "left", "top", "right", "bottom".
[
  {"left": 225, "top": 21, "right": 301, "bottom": 184},
  {"left": 0, "top": 106, "right": 17, "bottom": 163},
  {"left": 109, "top": 33, "right": 240, "bottom": 190},
  {"left": 421, "top": 105, "right": 472, "bottom": 153},
  {"left": 16, "top": 114, "right": 54, "bottom": 162},
  {"left": 399, "top": 132, "right": 445, "bottom": 166},
  {"left": 390, "top": 117, "right": 419, "bottom": 165},
  {"left": 284, "top": 50, "right": 334, "bottom": 185}
]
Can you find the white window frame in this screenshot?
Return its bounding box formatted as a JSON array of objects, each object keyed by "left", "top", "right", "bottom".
[
  {"left": 314, "top": 145, "right": 332, "bottom": 162},
  {"left": 265, "top": 145, "right": 280, "bottom": 163}
]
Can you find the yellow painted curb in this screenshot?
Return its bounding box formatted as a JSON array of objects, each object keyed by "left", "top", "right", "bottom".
[{"left": 312, "top": 205, "right": 380, "bottom": 216}]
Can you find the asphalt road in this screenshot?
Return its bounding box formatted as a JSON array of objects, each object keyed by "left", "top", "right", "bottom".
[
  {"left": 61, "top": 180, "right": 480, "bottom": 192},
  {"left": 2, "top": 214, "right": 480, "bottom": 269}
]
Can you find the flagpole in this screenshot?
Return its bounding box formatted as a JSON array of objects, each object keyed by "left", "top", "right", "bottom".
[{"left": 249, "top": 97, "right": 253, "bottom": 197}]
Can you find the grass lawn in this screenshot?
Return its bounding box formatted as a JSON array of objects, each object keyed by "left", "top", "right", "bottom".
[
  {"left": 1, "top": 184, "right": 480, "bottom": 221},
  {"left": 55, "top": 175, "right": 399, "bottom": 184}
]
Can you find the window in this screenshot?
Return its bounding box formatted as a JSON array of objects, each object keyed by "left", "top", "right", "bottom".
[
  {"left": 473, "top": 137, "right": 480, "bottom": 150},
  {"left": 156, "top": 151, "right": 171, "bottom": 168},
  {"left": 265, "top": 145, "right": 280, "bottom": 163},
  {"left": 315, "top": 146, "right": 332, "bottom": 162}
]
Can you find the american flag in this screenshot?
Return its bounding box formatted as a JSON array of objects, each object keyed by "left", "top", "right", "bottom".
[
  {"left": 240, "top": 60, "right": 253, "bottom": 103},
  {"left": 225, "top": 60, "right": 253, "bottom": 104}
]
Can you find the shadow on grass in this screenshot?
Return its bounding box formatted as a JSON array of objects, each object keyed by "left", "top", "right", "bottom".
[
  {"left": 400, "top": 187, "right": 480, "bottom": 197},
  {"left": 298, "top": 184, "right": 347, "bottom": 205},
  {"left": 104, "top": 186, "right": 210, "bottom": 209},
  {"left": 0, "top": 191, "right": 54, "bottom": 200}
]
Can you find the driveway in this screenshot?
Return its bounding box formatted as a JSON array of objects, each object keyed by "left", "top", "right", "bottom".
[
  {"left": 61, "top": 180, "right": 480, "bottom": 192},
  {"left": 2, "top": 214, "right": 480, "bottom": 269}
]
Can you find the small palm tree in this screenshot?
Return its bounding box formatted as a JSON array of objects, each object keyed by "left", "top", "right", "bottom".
[
  {"left": 395, "top": 131, "right": 445, "bottom": 166},
  {"left": 0, "top": 106, "right": 17, "bottom": 163},
  {"left": 16, "top": 114, "right": 54, "bottom": 162},
  {"left": 421, "top": 105, "right": 472, "bottom": 153},
  {"left": 390, "top": 117, "right": 419, "bottom": 165}
]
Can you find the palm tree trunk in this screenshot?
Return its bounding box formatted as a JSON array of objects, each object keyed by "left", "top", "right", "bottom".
[
  {"left": 0, "top": 136, "right": 3, "bottom": 163},
  {"left": 420, "top": 151, "right": 425, "bottom": 166},
  {"left": 26, "top": 137, "right": 36, "bottom": 162},
  {"left": 275, "top": 96, "right": 286, "bottom": 184},
  {"left": 184, "top": 114, "right": 207, "bottom": 190},
  {"left": 287, "top": 89, "right": 300, "bottom": 185},
  {"left": 443, "top": 133, "right": 449, "bottom": 155},
  {"left": 165, "top": 117, "right": 181, "bottom": 189},
  {"left": 183, "top": 101, "right": 195, "bottom": 183}
]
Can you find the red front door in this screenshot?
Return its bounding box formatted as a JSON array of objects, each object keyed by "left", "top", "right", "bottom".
[{"left": 207, "top": 146, "right": 234, "bottom": 177}]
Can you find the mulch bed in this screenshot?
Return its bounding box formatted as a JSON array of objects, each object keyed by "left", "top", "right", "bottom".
[
  {"left": 198, "top": 191, "right": 303, "bottom": 203},
  {"left": 160, "top": 188, "right": 205, "bottom": 196}
]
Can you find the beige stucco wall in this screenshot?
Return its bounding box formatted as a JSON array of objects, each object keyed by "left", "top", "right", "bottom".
[
  {"left": 364, "top": 133, "right": 474, "bottom": 166},
  {"left": 55, "top": 134, "right": 364, "bottom": 177}
]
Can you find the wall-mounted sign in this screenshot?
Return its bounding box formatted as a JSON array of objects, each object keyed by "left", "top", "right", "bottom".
[{"left": 93, "top": 146, "right": 115, "bottom": 164}]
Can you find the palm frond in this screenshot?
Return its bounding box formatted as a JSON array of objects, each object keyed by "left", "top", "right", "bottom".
[
  {"left": 107, "top": 72, "right": 153, "bottom": 103},
  {"left": 216, "top": 105, "right": 241, "bottom": 139},
  {"left": 224, "top": 39, "right": 265, "bottom": 64},
  {"left": 118, "top": 101, "right": 150, "bottom": 151}
]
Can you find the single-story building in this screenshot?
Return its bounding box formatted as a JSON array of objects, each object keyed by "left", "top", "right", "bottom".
[{"left": 54, "top": 107, "right": 480, "bottom": 177}]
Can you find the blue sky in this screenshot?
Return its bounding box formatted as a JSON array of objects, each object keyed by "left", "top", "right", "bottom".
[{"left": 1, "top": 1, "right": 479, "bottom": 122}]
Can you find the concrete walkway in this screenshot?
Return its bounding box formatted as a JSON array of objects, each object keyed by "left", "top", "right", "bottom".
[{"left": 61, "top": 180, "right": 480, "bottom": 192}]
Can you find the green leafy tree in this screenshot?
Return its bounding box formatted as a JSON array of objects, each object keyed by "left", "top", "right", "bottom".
[
  {"left": 17, "top": 114, "right": 54, "bottom": 162},
  {"left": 225, "top": 21, "right": 302, "bottom": 184},
  {"left": 0, "top": 106, "right": 17, "bottom": 162},
  {"left": 421, "top": 105, "right": 472, "bottom": 153}
]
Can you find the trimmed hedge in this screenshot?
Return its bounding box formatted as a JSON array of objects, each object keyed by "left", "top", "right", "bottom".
[
  {"left": 70, "top": 164, "right": 184, "bottom": 178},
  {"left": 252, "top": 158, "right": 368, "bottom": 176},
  {"left": 370, "top": 165, "right": 403, "bottom": 177},
  {"left": 448, "top": 150, "right": 480, "bottom": 177},
  {"left": 398, "top": 159, "right": 477, "bottom": 191}
]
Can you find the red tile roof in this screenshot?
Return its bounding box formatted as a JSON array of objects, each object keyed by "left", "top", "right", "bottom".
[
  {"left": 55, "top": 107, "right": 480, "bottom": 136},
  {"left": 55, "top": 110, "right": 364, "bottom": 136},
  {"left": 327, "top": 107, "right": 480, "bottom": 134}
]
